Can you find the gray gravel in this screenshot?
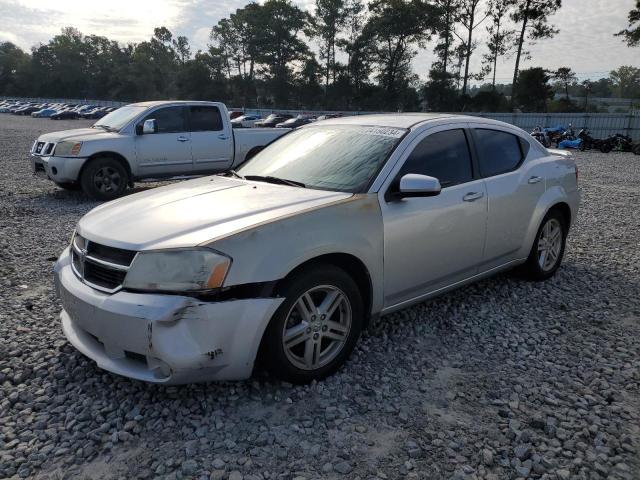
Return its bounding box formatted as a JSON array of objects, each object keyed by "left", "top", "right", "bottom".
[{"left": 1, "top": 114, "right": 639, "bottom": 480}]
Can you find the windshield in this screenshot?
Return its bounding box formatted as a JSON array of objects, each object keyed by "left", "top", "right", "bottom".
[
  {"left": 94, "top": 105, "right": 147, "bottom": 130},
  {"left": 238, "top": 124, "right": 406, "bottom": 193}
]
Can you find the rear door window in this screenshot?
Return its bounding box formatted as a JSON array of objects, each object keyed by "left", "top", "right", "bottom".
[
  {"left": 398, "top": 129, "right": 473, "bottom": 187},
  {"left": 474, "top": 129, "right": 525, "bottom": 177},
  {"left": 190, "top": 106, "right": 223, "bottom": 132}
]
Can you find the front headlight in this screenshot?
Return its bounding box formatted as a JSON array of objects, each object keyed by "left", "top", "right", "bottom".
[
  {"left": 123, "top": 248, "right": 231, "bottom": 293},
  {"left": 54, "top": 141, "right": 82, "bottom": 156}
]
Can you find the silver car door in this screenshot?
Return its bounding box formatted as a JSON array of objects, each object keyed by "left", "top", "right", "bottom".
[
  {"left": 189, "top": 105, "right": 234, "bottom": 172},
  {"left": 470, "top": 127, "right": 545, "bottom": 269},
  {"left": 135, "top": 106, "right": 192, "bottom": 176},
  {"left": 380, "top": 125, "right": 488, "bottom": 309}
]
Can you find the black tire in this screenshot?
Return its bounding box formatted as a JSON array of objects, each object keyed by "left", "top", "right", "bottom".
[
  {"left": 54, "top": 182, "right": 81, "bottom": 191},
  {"left": 80, "top": 157, "right": 129, "bottom": 201},
  {"left": 600, "top": 143, "right": 612, "bottom": 153},
  {"left": 519, "top": 210, "right": 567, "bottom": 281},
  {"left": 262, "top": 265, "right": 363, "bottom": 384},
  {"left": 633, "top": 144, "right": 640, "bottom": 155}
]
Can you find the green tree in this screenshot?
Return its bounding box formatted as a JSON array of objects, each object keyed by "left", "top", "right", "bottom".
[
  {"left": 364, "top": 0, "right": 437, "bottom": 107},
  {"left": 455, "top": 0, "right": 488, "bottom": 95},
  {"left": 336, "top": 0, "right": 371, "bottom": 106},
  {"left": 609, "top": 66, "right": 640, "bottom": 98},
  {"left": 553, "top": 66, "right": 576, "bottom": 99},
  {"left": 314, "top": 0, "right": 348, "bottom": 91},
  {"left": 514, "top": 67, "right": 553, "bottom": 111},
  {"left": 616, "top": 0, "right": 640, "bottom": 47},
  {"left": 482, "top": 0, "right": 515, "bottom": 89},
  {"left": 432, "top": 0, "right": 460, "bottom": 74},
  {"left": 253, "top": 0, "right": 312, "bottom": 107},
  {"left": 423, "top": 68, "right": 459, "bottom": 111},
  {"left": 510, "top": 0, "right": 561, "bottom": 100},
  {"left": 0, "top": 42, "right": 31, "bottom": 95}
]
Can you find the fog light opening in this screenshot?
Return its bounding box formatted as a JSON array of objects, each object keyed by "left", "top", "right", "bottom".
[{"left": 51, "top": 166, "right": 58, "bottom": 175}]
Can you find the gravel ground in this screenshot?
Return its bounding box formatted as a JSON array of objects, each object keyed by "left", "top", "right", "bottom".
[{"left": 0, "top": 114, "right": 639, "bottom": 480}]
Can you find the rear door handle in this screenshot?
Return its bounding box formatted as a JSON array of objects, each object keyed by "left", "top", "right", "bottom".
[
  {"left": 463, "top": 192, "right": 484, "bottom": 202},
  {"left": 177, "top": 135, "right": 189, "bottom": 142},
  {"left": 528, "top": 175, "right": 542, "bottom": 184}
]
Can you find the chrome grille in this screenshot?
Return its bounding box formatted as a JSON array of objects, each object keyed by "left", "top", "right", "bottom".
[
  {"left": 32, "top": 141, "right": 55, "bottom": 156},
  {"left": 71, "top": 234, "right": 136, "bottom": 293}
]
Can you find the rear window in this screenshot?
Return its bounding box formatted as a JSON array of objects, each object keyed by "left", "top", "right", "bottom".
[
  {"left": 474, "top": 129, "right": 525, "bottom": 177},
  {"left": 190, "top": 106, "right": 223, "bottom": 132}
]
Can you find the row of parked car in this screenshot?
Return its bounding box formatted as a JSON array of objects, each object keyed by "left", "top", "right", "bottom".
[
  {"left": 229, "top": 111, "right": 342, "bottom": 129},
  {"left": 0, "top": 100, "right": 117, "bottom": 120}
]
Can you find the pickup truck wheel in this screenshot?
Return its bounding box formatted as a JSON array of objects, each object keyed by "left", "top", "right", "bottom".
[
  {"left": 263, "top": 265, "right": 363, "bottom": 384},
  {"left": 80, "top": 157, "right": 128, "bottom": 201},
  {"left": 519, "top": 210, "right": 567, "bottom": 281}
]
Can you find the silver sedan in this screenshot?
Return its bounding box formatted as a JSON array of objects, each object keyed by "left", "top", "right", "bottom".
[{"left": 54, "top": 114, "right": 580, "bottom": 384}]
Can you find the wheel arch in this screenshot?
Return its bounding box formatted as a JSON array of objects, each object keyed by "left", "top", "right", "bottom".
[
  {"left": 546, "top": 201, "right": 572, "bottom": 228},
  {"left": 275, "top": 252, "right": 374, "bottom": 328},
  {"left": 79, "top": 152, "right": 133, "bottom": 185}
]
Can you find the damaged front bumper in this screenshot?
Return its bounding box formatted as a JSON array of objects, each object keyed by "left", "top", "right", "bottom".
[
  {"left": 54, "top": 247, "right": 284, "bottom": 384},
  {"left": 31, "top": 154, "right": 87, "bottom": 183}
]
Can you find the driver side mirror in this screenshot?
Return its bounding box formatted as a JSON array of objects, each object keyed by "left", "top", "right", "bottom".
[
  {"left": 137, "top": 119, "right": 157, "bottom": 135},
  {"left": 395, "top": 174, "right": 441, "bottom": 198}
]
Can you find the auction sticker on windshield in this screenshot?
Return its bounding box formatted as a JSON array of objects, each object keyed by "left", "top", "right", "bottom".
[{"left": 360, "top": 127, "right": 406, "bottom": 138}]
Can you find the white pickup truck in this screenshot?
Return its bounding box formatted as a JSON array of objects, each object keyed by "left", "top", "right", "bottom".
[{"left": 30, "top": 101, "right": 289, "bottom": 200}]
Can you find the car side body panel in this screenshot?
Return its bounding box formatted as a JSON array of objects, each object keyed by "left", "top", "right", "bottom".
[{"left": 208, "top": 194, "right": 385, "bottom": 315}]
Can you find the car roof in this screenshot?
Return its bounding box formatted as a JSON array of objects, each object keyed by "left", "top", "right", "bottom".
[{"left": 314, "top": 113, "right": 509, "bottom": 130}]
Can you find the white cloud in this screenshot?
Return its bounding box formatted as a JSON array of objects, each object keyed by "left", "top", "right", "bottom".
[{"left": 1, "top": 0, "right": 637, "bottom": 83}]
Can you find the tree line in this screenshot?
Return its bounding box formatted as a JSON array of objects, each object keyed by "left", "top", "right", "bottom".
[{"left": 0, "top": 0, "right": 638, "bottom": 112}]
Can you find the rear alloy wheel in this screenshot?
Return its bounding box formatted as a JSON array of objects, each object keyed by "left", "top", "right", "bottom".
[
  {"left": 263, "top": 265, "right": 363, "bottom": 383},
  {"left": 80, "top": 157, "right": 128, "bottom": 201},
  {"left": 520, "top": 211, "right": 567, "bottom": 281}
]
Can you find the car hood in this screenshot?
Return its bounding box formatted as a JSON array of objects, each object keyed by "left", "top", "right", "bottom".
[
  {"left": 77, "top": 176, "right": 352, "bottom": 251},
  {"left": 38, "top": 128, "right": 118, "bottom": 143}
]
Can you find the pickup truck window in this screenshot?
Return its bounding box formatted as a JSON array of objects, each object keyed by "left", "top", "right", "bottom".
[
  {"left": 94, "top": 105, "right": 146, "bottom": 130},
  {"left": 238, "top": 125, "right": 406, "bottom": 193},
  {"left": 143, "top": 106, "right": 187, "bottom": 134},
  {"left": 189, "top": 106, "right": 223, "bottom": 132}
]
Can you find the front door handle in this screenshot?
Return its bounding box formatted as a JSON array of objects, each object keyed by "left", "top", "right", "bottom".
[
  {"left": 528, "top": 175, "right": 542, "bottom": 184},
  {"left": 177, "top": 135, "right": 189, "bottom": 142},
  {"left": 218, "top": 134, "right": 229, "bottom": 140},
  {"left": 463, "top": 191, "right": 484, "bottom": 202}
]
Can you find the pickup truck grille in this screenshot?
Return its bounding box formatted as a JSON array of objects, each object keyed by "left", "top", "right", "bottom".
[
  {"left": 32, "top": 141, "right": 55, "bottom": 156},
  {"left": 70, "top": 234, "right": 136, "bottom": 293}
]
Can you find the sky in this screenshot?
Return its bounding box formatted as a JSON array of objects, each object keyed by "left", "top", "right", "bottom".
[{"left": 0, "top": 0, "right": 638, "bottom": 84}]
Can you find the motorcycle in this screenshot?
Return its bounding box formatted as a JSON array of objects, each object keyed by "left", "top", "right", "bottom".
[
  {"left": 577, "top": 128, "right": 603, "bottom": 151},
  {"left": 543, "top": 125, "right": 565, "bottom": 147},
  {"left": 530, "top": 126, "right": 550, "bottom": 147},
  {"left": 599, "top": 133, "right": 635, "bottom": 154}
]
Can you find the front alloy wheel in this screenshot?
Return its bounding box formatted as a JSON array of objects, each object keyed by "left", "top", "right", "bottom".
[
  {"left": 282, "top": 285, "right": 352, "bottom": 371},
  {"left": 263, "top": 265, "right": 363, "bottom": 383}
]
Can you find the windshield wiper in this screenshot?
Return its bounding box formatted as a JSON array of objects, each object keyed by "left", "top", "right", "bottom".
[
  {"left": 244, "top": 175, "right": 306, "bottom": 188},
  {"left": 223, "top": 169, "right": 245, "bottom": 180}
]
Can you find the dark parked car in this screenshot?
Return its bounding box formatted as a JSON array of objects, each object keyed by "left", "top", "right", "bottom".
[
  {"left": 50, "top": 109, "right": 79, "bottom": 120},
  {"left": 276, "top": 115, "right": 315, "bottom": 128},
  {"left": 254, "top": 114, "right": 293, "bottom": 128}
]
